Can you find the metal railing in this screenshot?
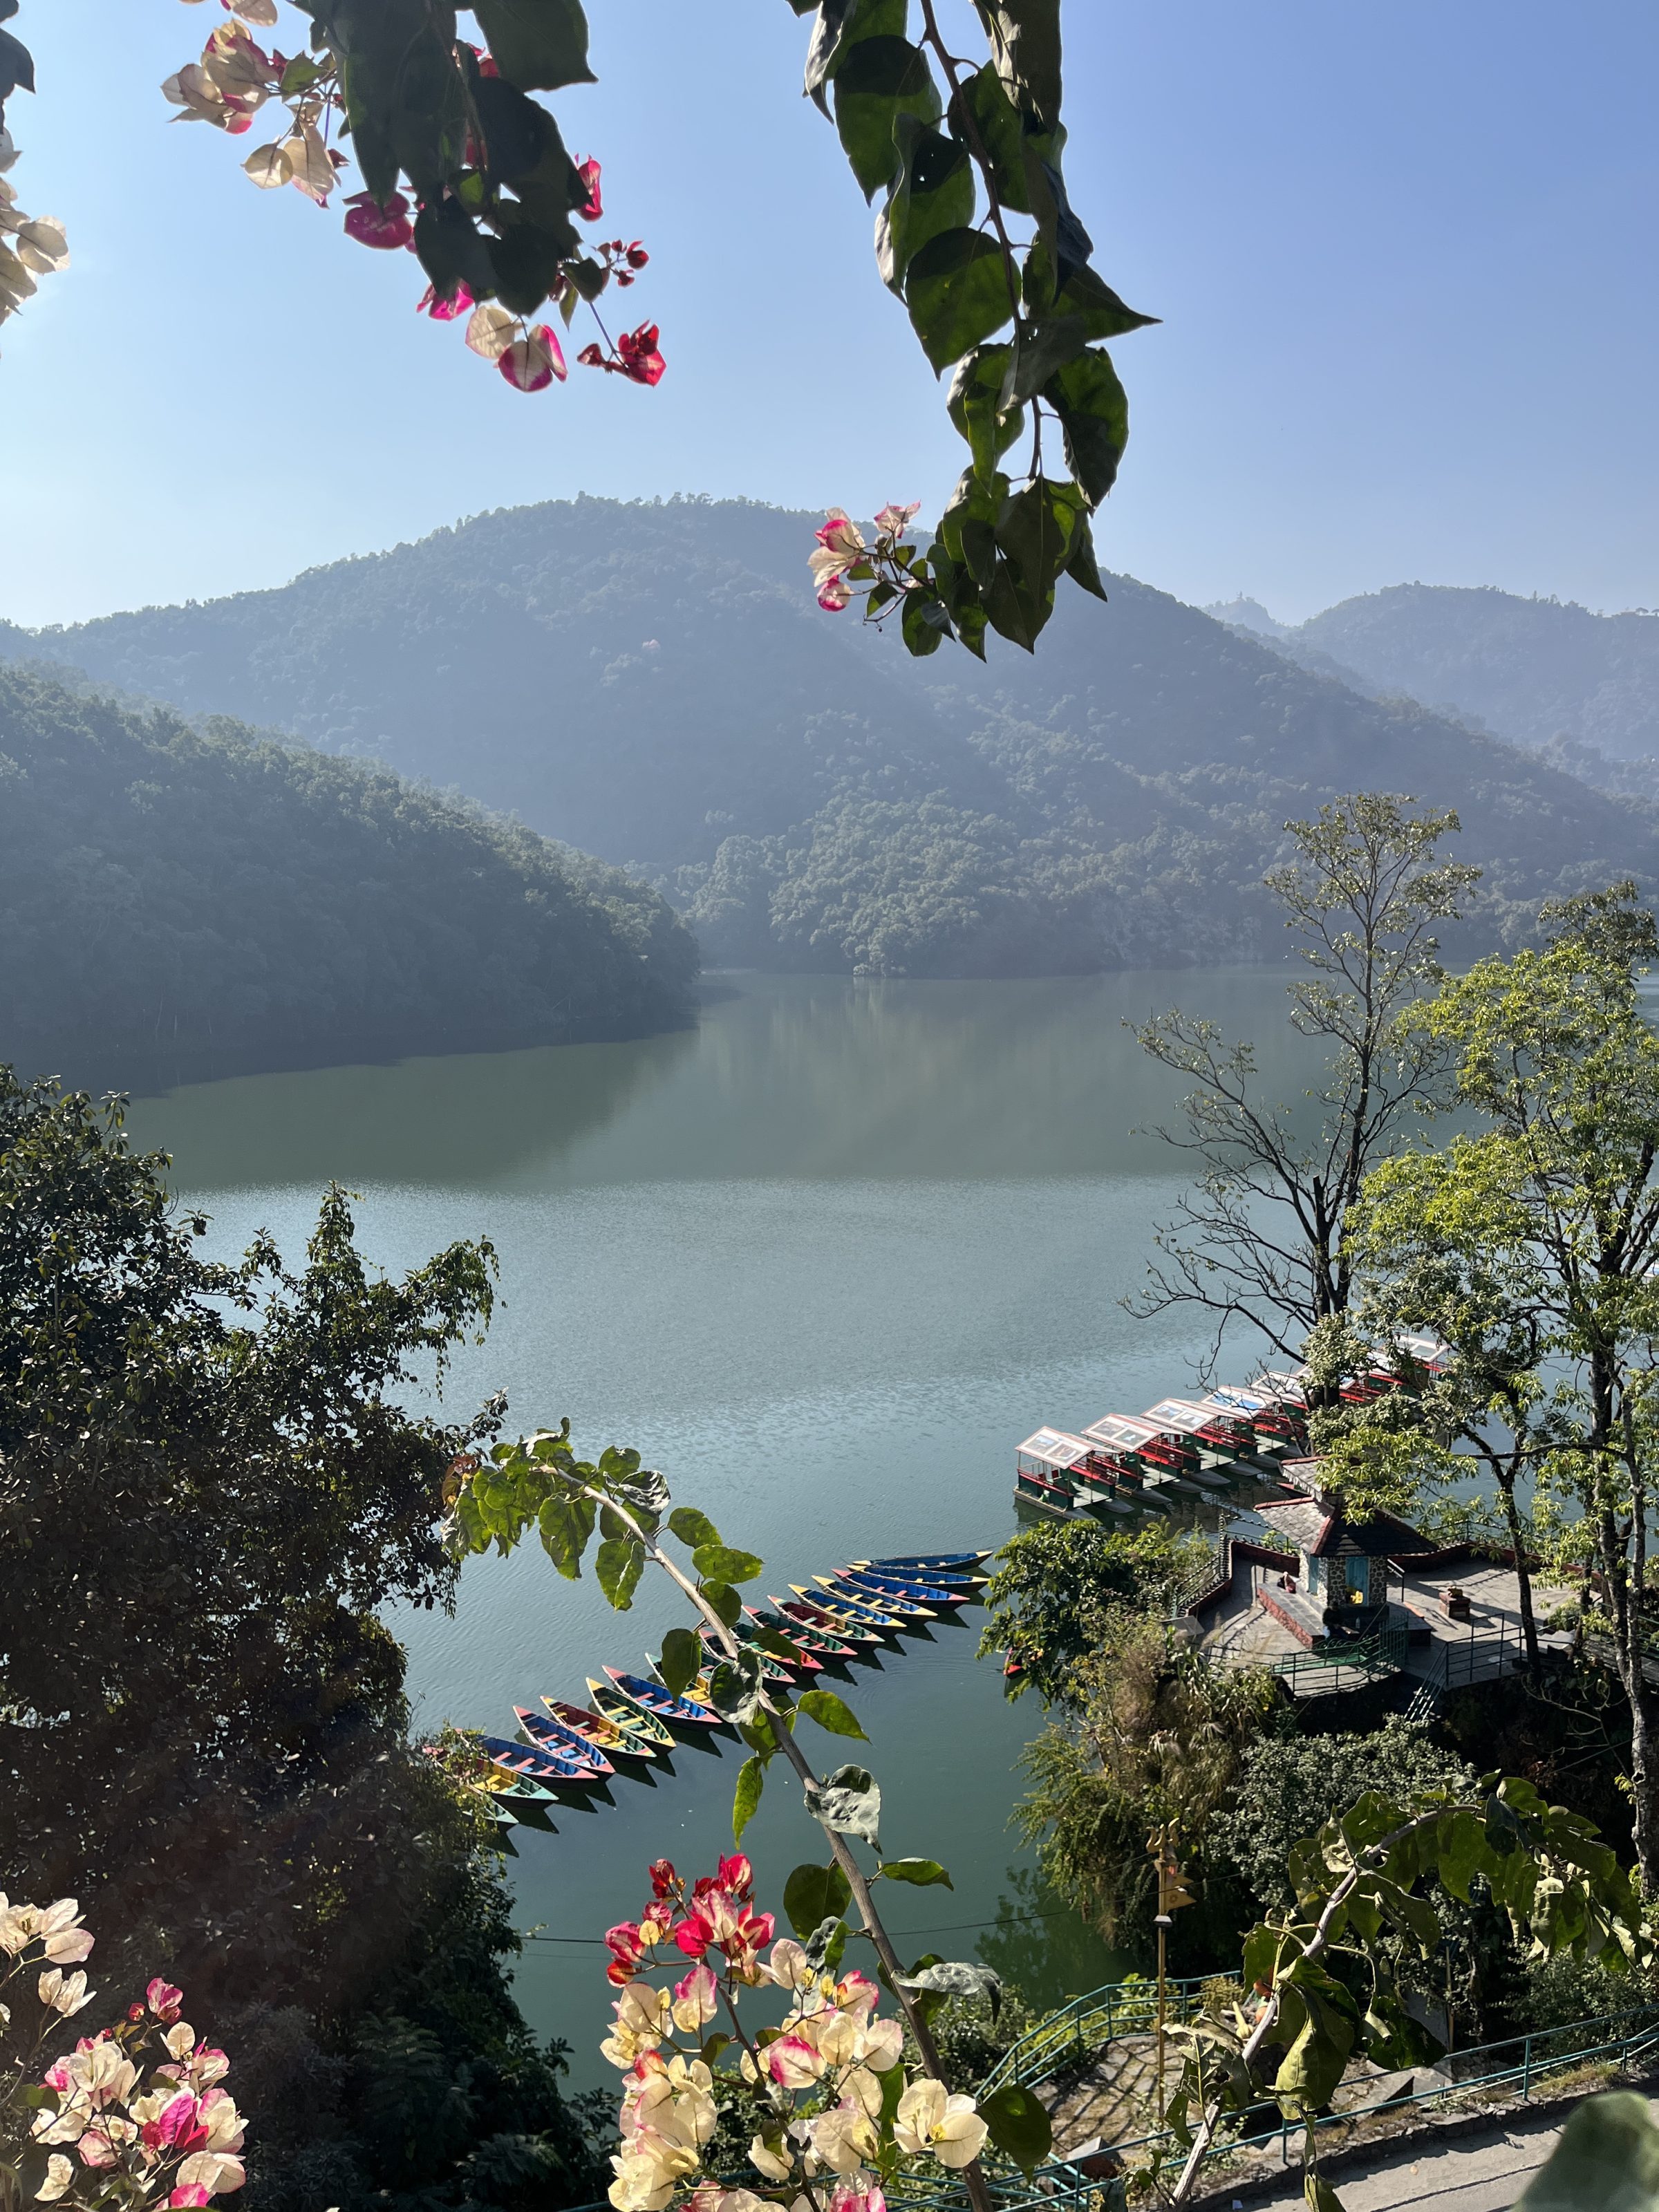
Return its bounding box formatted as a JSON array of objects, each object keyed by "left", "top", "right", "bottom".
[
  {"left": 1268, "top": 1626, "right": 1408, "bottom": 1694},
  {"left": 979, "top": 1974, "right": 1213, "bottom": 2098}
]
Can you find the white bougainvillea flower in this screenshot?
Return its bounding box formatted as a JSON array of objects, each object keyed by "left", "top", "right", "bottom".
[
  {"left": 175, "top": 2148, "right": 246, "bottom": 2195},
  {"left": 499, "top": 324, "right": 567, "bottom": 393},
  {"left": 767, "top": 2032, "right": 826, "bottom": 2090},
  {"left": 37, "top": 1969, "right": 93, "bottom": 2016},
  {"left": 284, "top": 125, "right": 337, "bottom": 204},
  {"left": 748, "top": 2133, "right": 793, "bottom": 2182},
  {"left": 33, "top": 2153, "right": 73, "bottom": 2203},
  {"left": 601, "top": 1979, "right": 672, "bottom": 2070},
  {"left": 465, "top": 302, "right": 518, "bottom": 361},
  {"left": 242, "top": 142, "right": 292, "bottom": 188},
  {"left": 670, "top": 1962, "right": 718, "bottom": 2035},
  {"left": 893, "top": 2078, "right": 988, "bottom": 2169},
  {"left": 873, "top": 502, "right": 920, "bottom": 536},
  {"left": 229, "top": 0, "right": 280, "bottom": 24},
  {"left": 762, "top": 1938, "right": 814, "bottom": 1991},
  {"left": 805, "top": 2103, "right": 877, "bottom": 2176}
]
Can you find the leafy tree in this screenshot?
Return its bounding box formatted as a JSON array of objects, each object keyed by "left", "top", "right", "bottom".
[
  {"left": 1340, "top": 884, "right": 1659, "bottom": 1885},
  {"left": 1133, "top": 793, "right": 1479, "bottom": 1385},
  {"left": 0, "top": 1069, "right": 604, "bottom": 2208},
  {"left": 976, "top": 1518, "right": 1211, "bottom": 1706},
  {"left": 3, "top": 0, "right": 1150, "bottom": 659}
]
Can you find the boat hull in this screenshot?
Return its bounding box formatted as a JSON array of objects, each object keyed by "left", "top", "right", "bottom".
[
  {"left": 605, "top": 1665, "right": 723, "bottom": 1727},
  {"left": 587, "top": 1677, "right": 675, "bottom": 1752}
]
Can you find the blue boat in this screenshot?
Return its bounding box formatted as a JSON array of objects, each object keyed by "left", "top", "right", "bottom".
[
  {"left": 838, "top": 1568, "right": 971, "bottom": 1607},
  {"left": 605, "top": 1666, "right": 722, "bottom": 1727},
  {"left": 792, "top": 1582, "right": 908, "bottom": 1632},
  {"left": 816, "top": 1573, "right": 938, "bottom": 1621},
  {"left": 477, "top": 1733, "right": 596, "bottom": 1786},
  {"left": 860, "top": 1552, "right": 991, "bottom": 1573},
  {"left": 514, "top": 1706, "right": 615, "bottom": 1775}
]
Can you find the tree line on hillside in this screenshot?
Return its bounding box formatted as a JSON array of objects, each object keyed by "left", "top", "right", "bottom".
[{"left": 0, "top": 664, "right": 697, "bottom": 1089}]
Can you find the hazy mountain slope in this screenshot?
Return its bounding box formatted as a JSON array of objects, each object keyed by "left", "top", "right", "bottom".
[
  {"left": 1288, "top": 583, "right": 1659, "bottom": 759},
  {"left": 0, "top": 664, "right": 697, "bottom": 1091},
  {"left": 10, "top": 500, "right": 1659, "bottom": 975}
]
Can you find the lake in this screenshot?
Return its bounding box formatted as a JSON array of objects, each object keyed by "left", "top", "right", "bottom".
[{"left": 125, "top": 968, "right": 1315, "bottom": 2083}]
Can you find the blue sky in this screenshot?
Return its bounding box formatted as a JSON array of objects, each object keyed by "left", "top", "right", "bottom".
[{"left": 3, "top": 0, "right": 1655, "bottom": 627}]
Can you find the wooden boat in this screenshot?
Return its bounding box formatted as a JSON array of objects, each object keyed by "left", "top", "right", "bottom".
[
  {"left": 478, "top": 1733, "right": 597, "bottom": 1787},
  {"left": 863, "top": 1551, "right": 991, "bottom": 1571},
  {"left": 514, "top": 1707, "right": 615, "bottom": 1776},
  {"left": 793, "top": 1582, "right": 908, "bottom": 1632},
  {"left": 749, "top": 1604, "right": 857, "bottom": 1661},
  {"left": 861, "top": 1562, "right": 991, "bottom": 1591},
  {"left": 543, "top": 1696, "right": 655, "bottom": 1760},
  {"left": 817, "top": 1573, "right": 938, "bottom": 1622},
  {"left": 774, "top": 1595, "right": 886, "bottom": 1649},
  {"left": 709, "top": 1620, "right": 822, "bottom": 1675},
  {"left": 587, "top": 1676, "right": 676, "bottom": 1753},
  {"left": 695, "top": 1629, "right": 794, "bottom": 1686},
  {"left": 837, "top": 1567, "right": 966, "bottom": 1609},
  {"left": 603, "top": 1665, "right": 723, "bottom": 1728},
  {"left": 423, "top": 1741, "right": 559, "bottom": 1815}
]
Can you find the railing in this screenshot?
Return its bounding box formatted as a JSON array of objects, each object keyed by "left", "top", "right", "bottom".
[
  {"left": 979, "top": 1974, "right": 1213, "bottom": 2098},
  {"left": 1268, "top": 1626, "right": 1408, "bottom": 1694}
]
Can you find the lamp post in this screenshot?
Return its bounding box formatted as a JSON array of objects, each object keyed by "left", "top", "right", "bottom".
[{"left": 1148, "top": 1824, "right": 1195, "bottom": 2122}]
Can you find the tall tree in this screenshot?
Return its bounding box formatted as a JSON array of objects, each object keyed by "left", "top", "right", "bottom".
[
  {"left": 1133, "top": 793, "right": 1478, "bottom": 1387},
  {"left": 1348, "top": 885, "right": 1659, "bottom": 1883}
]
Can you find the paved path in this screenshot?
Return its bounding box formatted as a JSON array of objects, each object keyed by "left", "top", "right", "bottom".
[{"left": 1235, "top": 2090, "right": 1659, "bottom": 2212}]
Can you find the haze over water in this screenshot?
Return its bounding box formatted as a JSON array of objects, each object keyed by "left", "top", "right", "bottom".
[{"left": 126, "top": 970, "right": 1318, "bottom": 2077}]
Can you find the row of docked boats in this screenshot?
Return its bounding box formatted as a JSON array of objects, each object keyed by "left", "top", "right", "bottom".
[
  {"left": 433, "top": 1553, "right": 991, "bottom": 1831},
  {"left": 1015, "top": 1340, "right": 1450, "bottom": 1521}
]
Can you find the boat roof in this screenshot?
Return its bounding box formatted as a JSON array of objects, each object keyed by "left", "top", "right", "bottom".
[
  {"left": 1141, "top": 1398, "right": 1234, "bottom": 1434},
  {"left": 1083, "top": 1413, "right": 1161, "bottom": 1448},
  {"left": 1251, "top": 1367, "right": 1309, "bottom": 1405},
  {"left": 1017, "top": 1428, "right": 1096, "bottom": 1471}
]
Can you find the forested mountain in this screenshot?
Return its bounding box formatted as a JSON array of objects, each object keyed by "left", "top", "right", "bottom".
[
  {"left": 8, "top": 500, "right": 1659, "bottom": 977},
  {"left": 0, "top": 664, "right": 697, "bottom": 1089},
  {"left": 1212, "top": 583, "right": 1659, "bottom": 762}
]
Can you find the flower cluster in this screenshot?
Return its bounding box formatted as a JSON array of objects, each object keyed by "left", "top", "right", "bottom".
[
  {"left": 165, "top": 3, "right": 663, "bottom": 396},
  {"left": 809, "top": 507, "right": 923, "bottom": 616},
  {"left": 600, "top": 1859, "right": 986, "bottom": 2212},
  {"left": 0, "top": 1900, "right": 246, "bottom": 2211},
  {"left": 0, "top": 171, "right": 70, "bottom": 330}
]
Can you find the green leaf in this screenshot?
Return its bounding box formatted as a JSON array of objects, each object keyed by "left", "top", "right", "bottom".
[
  {"left": 906, "top": 228, "right": 1018, "bottom": 372},
  {"left": 1026, "top": 247, "right": 1159, "bottom": 339},
  {"left": 658, "top": 1626, "right": 702, "bottom": 1698},
  {"left": 804, "top": 0, "right": 906, "bottom": 114},
  {"left": 537, "top": 1490, "right": 594, "bottom": 1580},
  {"left": 834, "top": 37, "right": 941, "bottom": 200},
  {"left": 669, "top": 1506, "right": 722, "bottom": 1549},
  {"left": 1066, "top": 510, "right": 1109, "bottom": 603},
  {"left": 471, "top": 0, "right": 595, "bottom": 91},
  {"left": 877, "top": 117, "right": 974, "bottom": 295},
  {"left": 805, "top": 1763, "right": 882, "bottom": 1848},
  {"left": 1304, "top": 2175, "right": 1347, "bottom": 2212},
  {"left": 901, "top": 591, "right": 948, "bottom": 656},
  {"left": 701, "top": 1580, "right": 743, "bottom": 1629},
  {"left": 979, "top": 2083, "right": 1052, "bottom": 2172},
  {"left": 595, "top": 1535, "right": 644, "bottom": 1611},
  {"left": 954, "top": 64, "right": 1041, "bottom": 213},
  {"left": 877, "top": 1857, "right": 953, "bottom": 1888},
  {"left": 939, "top": 465, "right": 1006, "bottom": 588},
  {"left": 693, "top": 1544, "right": 764, "bottom": 1585},
  {"left": 1272, "top": 1973, "right": 1358, "bottom": 2114},
  {"left": 805, "top": 1914, "right": 849, "bottom": 1971},
  {"left": 980, "top": 0, "right": 1061, "bottom": 128},
  {"left": 1004, "top": 312, "right": 1088, "bottom": 406},
  {"left": 733, "top": 1755, "right": 766, "bottom": 1844},
  {"left": 897, "top": 1958, "right": 1001, "bottom": 2021},
  {"left": 947, "top": 345, "right": 1024, "bottom": 475},
  {"left": 783, "top": 1860, "right": 852, "bottom": 1938},
  {"left": 413, "top": 199, "right": 495, "bottom": 303},
  {"left": 995, "top": 476, "right": 1079, "bottom": 606},
  {"left": 707, "top": 1653, "right": 765, "bottom": 1723},
  {"left": 1516, "top": 2094, "right": 1659, "bottom": 2212},
  {"left": 1435, "top": 1808, "right": 1491, "bottom": 1902},
  {"left": 1043, "top": 346, "right": 1128, "bottom": 505},
  {"left": 797, "top": 1688, "right": 869, "bottom": 1739}
]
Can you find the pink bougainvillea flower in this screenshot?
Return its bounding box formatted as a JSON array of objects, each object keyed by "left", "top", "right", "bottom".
[
  {"left": 498, "top": 324, "right": 568, "bottom": 391},
  {"left": 816, "top": 575, "right": 854, "bottom": 613},
  {"left": 767, "top": 2033, "right": 826, "bottom": 2090},
  {"left": 574, "top": 157, "right": 602, "bottom": 221},
  {"left": 342, "top": 189, "right": 413, "bottom": 250},
  {"left": 625, "top": 241, "right": 648, "bottom": 269},
  {"left": 142, "top": 2092, "right": 209, "bottom": 2154},
  {"left": 648, "top": 1859, "right": 678, "bottom": 1900},
  {"left": 831, "top": 2173, "right": 887, "bottom": 2212},
  {"left": 577, "top": 342, "right": 606, "bottom": 368},
  {"left": 416, "top": 281, "right": 474, "bottom": 321},
  {"left": 873, "top": 501, "right": 921, "bottom": 536},
  {"left": 169, "top": 2191, "right": 212, "bottom": 2210},
  {"left": 815, "top": 509, "right": 866, "bottom": 560},
  {"left": 716, "top": 1855, "right": 753, "bottom": 1898},
  {"left": 605, "top": 1922, "right": 649, "bottom": 1987},
  {"left": 147, "top": 1980, "right": 184, "bottom": 2023},
  {"left": 670, "top": 1962, "right": 719, "bottom": 2034},
  {"left": 617, "top": 321, "right": 665, "bottom": 386}
]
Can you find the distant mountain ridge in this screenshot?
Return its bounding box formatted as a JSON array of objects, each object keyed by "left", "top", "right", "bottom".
[
  {"left": 1208, "top": 583, "right": 1659, "bottom": 762},
  {"left": 8, "top": 500, "right": 1659, "bottom": 977}
]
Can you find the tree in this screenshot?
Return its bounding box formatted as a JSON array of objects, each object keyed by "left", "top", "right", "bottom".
[
  {"left": 1132, "top": 793, "right": 1479, "bottom": 1388},
  {"left": 0, "top": 1069, "right": 604, "bottom": 2209},
  {"left": 1343, "top": 885, "right": 1659, "bottom": 1886},
  {"left": 2, "top": 0, "right": 1150, "bottom": 659},
  {"left": 975, "top": 1519, "right": 1211, "bottom": 1706}
]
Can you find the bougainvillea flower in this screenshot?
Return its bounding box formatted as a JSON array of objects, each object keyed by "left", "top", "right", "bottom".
[
  {"left": 575, "top": 158, "right": 603, "bottom": 221},
  {"left": 766, "top": 2033, "right": 825, "bottom": 2090},
  {"left": 893, "top": 2079, "right": 988, "bottom": 2168},
  {"left": 830, "top": 2173, "right": 887, "bottom": 2212},
  {"left": 816, "top": 509, "right": 866, "bottom": 560},
  {"left": 807, "top": 2105, "right": 879, "bottom": 2177},
  {"left": 605, "top": 1922, "right": 650, "bottom": 1987},
  {"left": 715, "top": 1855, "right": 753, "bottom": 1898},
  {"left": 147, "top": 1981, "right": 184, "bottom": 2022},
  {"left": 600, "top": 1980, "right": 672, "bottom": 2070},
  {"left": 874, "top": 501, "right": 921, "bottom": 536},
  {"left": 498, "top": 324, "right": 568, "bottom": 391},
  {"left": 816, "top": 575, "right": 854, "bottom": 613},
  {"left": 625, "top": 241, "right": 649, "bottom": 268},
  {"left": 343, "top": 189, "right": 413, "bottom": 249},
  {"left": 465, "top": 301, "right": 519, "bottom": 360},
  {"left": 748, "top": 2134, "right": 793, "bottom": 2182},
  {"left": 174, "top": 2149, "right": 245, "bottom": 2195},
  {"left": 616, "top": 321, "right": 665, "bottom": 386},
  {"left": 577, "top": 342, "right": 606, "bottom": 368},
  {"left": 670, "top": 1962, "right": 718, "bottom": 2034},
  {"left": 35, "top": 2155, "right": 73, "bottom": 2203},
  {"left": 37, "top": 1969, "right": 93, "bottom": 2017},
  {"left": 648, "top": 1859, "right": 678, "bottom": 1900},
  {"left": 169, "top": 2191, "right": 211, "bottom": 2211}
]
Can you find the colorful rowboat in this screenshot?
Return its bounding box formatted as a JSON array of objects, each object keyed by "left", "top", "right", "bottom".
[
  {"left": 703, "top": 1622, "right": 820, "bottom": 1678},
  {"left": 424, "top": 1742, "right": 559, "bottom": 1812},
  {"left": 838, "top": 1568, "right": 969, "bottom": 1607},
  {"left": 793, "top": 1583, "right": 908, "bottom": 1633},
  {"left": 587, "top": 1676, "right": 676, "bottom": 1753},
  {"left": 543, "top": 1697, "right": 655, "bottom": 1760},
  {"left": 862, "top": 1552, "right": 991, "bottom": 1572},
  {"left": 604, "top": 1666, "right": 723, "bottom": 1728},
  {"left": 478, "top": 1733, "right": 597, "bottom": 1787},
  {"left": 851, "top": 1558, "right": 990, "bottom": 1588},
  {"left": 514, "top": 1707, "right": 615, "bottom": 1776},
  {"left": 749, "top": 1604, "right": 857, "bottom": 1661},
  {"left": 774, "top": 1595, "right": 887, "bottom": 1649},
  {"left": 814, "top": 1575, "right": 937, "bottom": 1622}
]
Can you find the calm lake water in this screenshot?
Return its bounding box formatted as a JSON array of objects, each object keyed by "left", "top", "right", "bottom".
[{"left": 126, "top": 969, "right": 1313, "bottom": 2082}]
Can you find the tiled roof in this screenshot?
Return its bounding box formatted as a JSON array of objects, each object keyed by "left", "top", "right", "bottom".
[{"left": 1257, "top": 1495, "right": 1431, "bottom": 1558}]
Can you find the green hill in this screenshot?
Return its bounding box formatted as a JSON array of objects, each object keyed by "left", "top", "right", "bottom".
[
  {"left": 10, "top": 500, "right": 1659, "bottom": 975},
  {"left": 0, "top": 662, "right": 698, "bottom": 1090}
]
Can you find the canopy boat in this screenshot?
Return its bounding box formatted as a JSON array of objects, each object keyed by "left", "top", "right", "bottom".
[
  {"left": 748, "top": 1604, "right": 857, "bottom": 1661},
  {"left": 603, "top": 1665, "right": 723, "bottom": 1728},
  {"left": 587, "top": 1676, "right": 677, "bottom": 1753},
  {"left": 837, "top": 1567, "right": 967, "bottom": 1609},
  {"left": 863, "top": 1551, "right": 991, "bottom": 1571},
  {"left": 773, "top": 1595, "right": 887, "bottom": 1648},
  {"left": 543, "top": 1696, "right": 655, "bottom": 1760},
  {"left": 1015, "top": 1430, "right": 1094, "bottom": 1510},
  {"left": 477, "top": 1733, "right": 597, "bottom": 1787},
  {"left": 793, "top": 1582, "right": 908, "bottom": 1632},
  {"left": 514, "top": 1707, "right": 615, "bottom": 1776}
]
